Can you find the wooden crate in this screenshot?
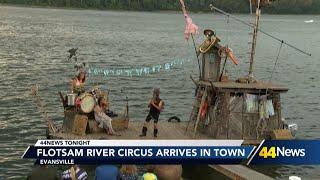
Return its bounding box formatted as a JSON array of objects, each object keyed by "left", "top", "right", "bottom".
[
  {"left": 72, "top": 115, "right": 88, "bottom": 136},
  {"left": 112, "top": 116, "right": 129, "bottom": 131},
  {"left": 270, "top": 129, "right": 293, "bottom": 140}
]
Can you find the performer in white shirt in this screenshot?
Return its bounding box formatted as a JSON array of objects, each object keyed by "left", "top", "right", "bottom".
[{"left": 94, "top": 97, "right": 117, "bottom": 135}]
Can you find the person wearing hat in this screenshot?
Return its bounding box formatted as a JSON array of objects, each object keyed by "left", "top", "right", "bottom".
[
  {"left": 204, "top": 29, "right": 215, "bottom": 37},
  {"left": 196, "top": 29, "right": 222, "bottom": 82},
  {"left": 197, "top": 29, "right": 218, "bottom": 56},
  {"left": 140, "top": 88, "right": 164, "bottom": 138}
]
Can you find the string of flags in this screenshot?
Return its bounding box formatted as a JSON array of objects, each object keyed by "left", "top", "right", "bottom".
[{"left": 88, "top": 58, "right": 193, "bottom": 78}]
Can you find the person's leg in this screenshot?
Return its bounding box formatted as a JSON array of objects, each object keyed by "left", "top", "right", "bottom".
[
  {"left": 102, "top": 114, "right": 116, "bottom": 135},
  {"left": 153, "top": 119, "right": 159, "bottom": 138},
  {"left": 140, "top": 114, "right": 151, "bottom": 137},
  {"left": 106, "top": 116, "right": 116, "bottom": 135}
]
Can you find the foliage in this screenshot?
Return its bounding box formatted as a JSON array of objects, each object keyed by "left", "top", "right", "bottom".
[{"left": 1, "top": 0, "right": 320, "bottom": 14}]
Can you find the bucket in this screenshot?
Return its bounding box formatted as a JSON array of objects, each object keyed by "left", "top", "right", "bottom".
[
  {"left": 67, "top": 93, "right": 76, "bottom": 106},
  {"left": 289, "top": 176, "right": 301, "bottom": 180}
]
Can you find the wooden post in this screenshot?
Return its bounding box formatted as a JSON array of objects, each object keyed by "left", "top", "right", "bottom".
[{"left": 248, "top": 0, "right": 261, "bottom": 81}]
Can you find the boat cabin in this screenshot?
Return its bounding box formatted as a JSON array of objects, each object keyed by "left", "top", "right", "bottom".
[{"left": 195, "top": 80, "right": 289, "bottom": 140}]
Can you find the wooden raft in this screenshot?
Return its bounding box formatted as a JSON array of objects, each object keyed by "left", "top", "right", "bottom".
[
  {"left": 50, "top": 121, "right": 212, "bottom": 140},
  {"left": 51, "top": 121, "right": 262, "bottom": 145},
  {"left": 209, "top": 165, "right": 274, "bottom": 180},
  {"left": 50, "top": 121, "right": 271, "bottom": 179}
]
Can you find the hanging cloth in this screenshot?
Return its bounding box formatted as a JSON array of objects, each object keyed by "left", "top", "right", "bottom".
[{"left": 245, "top": 94, "right": 258, "bottom": 112}]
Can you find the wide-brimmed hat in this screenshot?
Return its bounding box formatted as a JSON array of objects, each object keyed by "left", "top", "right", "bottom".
[{"left": 203, "top": 29, "right": 215, "bottom": 37}]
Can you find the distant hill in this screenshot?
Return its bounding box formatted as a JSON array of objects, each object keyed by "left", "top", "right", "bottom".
[{"left": 1, "top": 0, "right": 319, "bottom": 14}]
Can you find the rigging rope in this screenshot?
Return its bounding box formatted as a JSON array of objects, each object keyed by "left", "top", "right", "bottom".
[
  {"left": 209, "top": 4, "right": 312, "bottom": 57},
  {"left": 88, "top": 58, "right": 193, "bottom": 78},
  {"left": 224, "top": 15, "right": 231, "bottom": 76},
  {"left": 269, "top": 41, "right": 283, "bottom": 82}
]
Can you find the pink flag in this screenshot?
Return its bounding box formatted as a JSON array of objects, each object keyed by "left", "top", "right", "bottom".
[{"left": 179, "top": 0, "right": 199, "bottom": 40}]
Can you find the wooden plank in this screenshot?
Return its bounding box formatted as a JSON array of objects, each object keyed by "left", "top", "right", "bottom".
[
  {"left": 209, "top": 165, "right": 274, "bottom": 180},
  {"left": 199, "top": 81, "right": 288, "bottom": 92}
]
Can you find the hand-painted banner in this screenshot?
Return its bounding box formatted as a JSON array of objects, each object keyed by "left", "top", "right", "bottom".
[{"left": 88, "top": 58, "right": 192, "bottom": 78}]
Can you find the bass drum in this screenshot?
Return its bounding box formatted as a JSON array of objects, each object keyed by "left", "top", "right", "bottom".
[{"left": 78, "top": 93, "right": 96, "bottom": 113}]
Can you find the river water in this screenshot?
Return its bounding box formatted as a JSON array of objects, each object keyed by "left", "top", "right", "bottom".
[{"left": 0, "top": 5, "right": 319, "bottom": 179}]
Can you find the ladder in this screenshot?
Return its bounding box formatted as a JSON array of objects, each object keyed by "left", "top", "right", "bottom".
[{"left": 185, "top": 86, "right": 208, "bottom": 138}]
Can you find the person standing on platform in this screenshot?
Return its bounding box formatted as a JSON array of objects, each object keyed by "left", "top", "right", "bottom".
[{"left": 139, "top": 88, "right": 164, "bottom": 138}]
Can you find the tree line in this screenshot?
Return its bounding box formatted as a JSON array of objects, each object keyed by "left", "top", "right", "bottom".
[{"left": 1, "top": 0, "right": 320, "bottom": 14}]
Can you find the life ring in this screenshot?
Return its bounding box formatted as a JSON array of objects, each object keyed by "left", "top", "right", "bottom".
[
  {"left": 199, "top": 101, "right": 208, "bottom": 119},
  {"left": 168, "top": 116, "right": 181, "bottom": 123}
]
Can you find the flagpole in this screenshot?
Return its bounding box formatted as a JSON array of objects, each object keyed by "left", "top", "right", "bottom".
[{"left": 191, "top": 34, "right": 201, "bottom": 78}]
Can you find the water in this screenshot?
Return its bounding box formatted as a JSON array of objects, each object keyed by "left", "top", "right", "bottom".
[{"left": 0, "top": 5, "right": 319, "bottom": 179}]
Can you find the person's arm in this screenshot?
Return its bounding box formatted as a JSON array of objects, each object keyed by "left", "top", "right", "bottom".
[
  {"left": 94, "top": 106, "right": 104, "bottom": 120},
  {"left": 150, "top": 100, "right": 164, "bottom": 111},
  {"left": 148, "top": 99, "right": 152, "bottom": 108}
]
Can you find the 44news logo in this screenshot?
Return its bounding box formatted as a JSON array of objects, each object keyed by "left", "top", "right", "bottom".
[{"left": 258, "top": 146, "right": 305, "bottom": 159}]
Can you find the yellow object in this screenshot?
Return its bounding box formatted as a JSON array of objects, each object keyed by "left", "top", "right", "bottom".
[
  {"left": 259, "top": 147, "right": 276, "bottom": 158},
  {"left": 199, "top": 36, "right": 220, "bottom": 53},
  {"left": 142, "top": 172, "right": 157, "bottom": 180}
]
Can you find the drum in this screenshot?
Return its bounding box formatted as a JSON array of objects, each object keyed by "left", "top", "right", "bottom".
[
  {"left": 67, "top": 93, "right": 76, "bottom": 106},
  {"left": 78, "top": 93, "right": 96, "bottom": 113}
]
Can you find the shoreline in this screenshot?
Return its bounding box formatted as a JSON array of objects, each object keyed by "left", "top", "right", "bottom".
[{"left": 1, "top": 3, "right": 320, "bottom": 15}]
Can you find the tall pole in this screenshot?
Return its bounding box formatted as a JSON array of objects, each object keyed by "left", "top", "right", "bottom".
[
  {"left": 248, "top": 0, "right": 261, "bottom": 81},
  {"left": 191, "top": 34, "right": 201, "bottom": 78}
]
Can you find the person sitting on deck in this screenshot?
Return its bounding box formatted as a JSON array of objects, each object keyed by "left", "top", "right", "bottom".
[
  {"left": 94, "top": 97, "right": 118, "bottom": 136},
  {"left": 140, "top": 88, "right": 164, "bottom": 138},
  {"left": 71, "top": 71, "right": 86, "bottom": 95}
]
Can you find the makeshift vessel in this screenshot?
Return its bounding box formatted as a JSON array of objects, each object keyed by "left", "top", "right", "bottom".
[
  {"left": 29, "top": 0, "right": 311, "bottom": 179},
  {"left": 29, "top": 0, "right": 304, "bottom": 143}
]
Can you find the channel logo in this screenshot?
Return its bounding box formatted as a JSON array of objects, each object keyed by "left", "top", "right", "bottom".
[{"left": 258, "top": 147, "right": 305, "bottom": 159}]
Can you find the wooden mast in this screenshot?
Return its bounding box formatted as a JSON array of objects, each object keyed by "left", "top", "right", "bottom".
[{"left": 248, "top": 0, "right": 261, "bottom": 82}]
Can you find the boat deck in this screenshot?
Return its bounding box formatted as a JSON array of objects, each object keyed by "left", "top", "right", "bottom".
[
  {"left": 51, "top": 121, "right": 212, "bottom": 140},
  {"left": 51, "top": 121, "right": 272, "bottom": 179},
  {"left": 209, "top": 165, "right": 274, "bottom": 180}
]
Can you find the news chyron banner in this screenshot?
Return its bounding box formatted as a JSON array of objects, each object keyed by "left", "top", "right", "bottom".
[
  {"left": 22, "top": 140, "right": 253, "bottom": 165},
  {"left": 22, "top": 140, "right": 320, "bottom": 165}
]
